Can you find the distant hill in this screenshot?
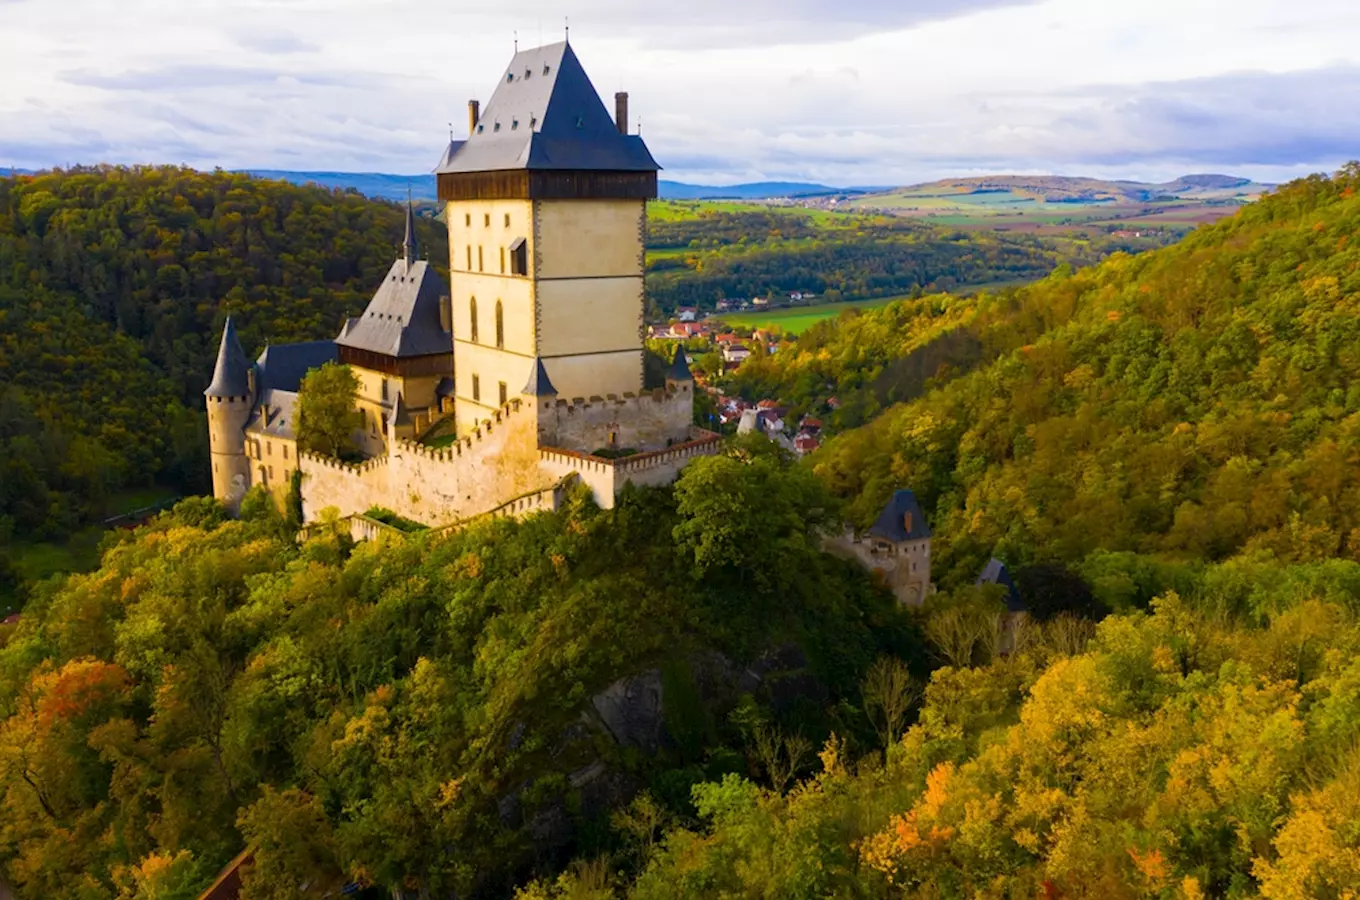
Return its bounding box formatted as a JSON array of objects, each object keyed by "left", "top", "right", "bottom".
[
  {"left": 856, "top": 173, "right": 1273, "bottom": 207},
  {"left": 243, "top": 170, "right": 438, "bottom": 202},
  {"left": 659, "top": 180, "right": 858, "bottom": 200}
]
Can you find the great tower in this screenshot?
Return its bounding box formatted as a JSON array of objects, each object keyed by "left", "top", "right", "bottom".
[{"left": 435, "top": 41, "right": 659, "bottom": 437}]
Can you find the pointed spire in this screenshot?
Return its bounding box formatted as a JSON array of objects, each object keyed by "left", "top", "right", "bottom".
[
  {"left": 205, "top": 316, "right": 252, "bottom": 398},
  {"left": 403, "top": 190, "right": 417, "bottom": 270},
  {"left": 667, "top": 345, "right": 693, "bottom": 382},
  {"left": 522, "top": 357, "right": 558, "bottom": 397}
]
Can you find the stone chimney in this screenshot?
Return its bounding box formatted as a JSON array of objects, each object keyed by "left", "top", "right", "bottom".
[
  {"left": 903, "top": 512, "right": 913, "bottom": 534},
  {"left": 614, "top": 92, "right": 628, "bottom": 136},
  {"left": 468, "top": 99, "right": 481, "bottom": 135},
  {"left": 439, "top": 295, "right": 452, "bottom": 332}
]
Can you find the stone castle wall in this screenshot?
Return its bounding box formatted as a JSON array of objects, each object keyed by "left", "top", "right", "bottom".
[
  {"left": 538, "top": 428, "right": 723, "bottom": 510},
  {"left": 300, "top": 398, "right": 553, "bottom": 526},
  {"left": 543, "top": 383, "right": 694, "bottom": 454}
]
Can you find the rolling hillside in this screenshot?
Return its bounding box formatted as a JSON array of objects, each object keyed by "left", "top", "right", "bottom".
[{"left": 847, "top": 173, "right": 1274, "bottom": 230}]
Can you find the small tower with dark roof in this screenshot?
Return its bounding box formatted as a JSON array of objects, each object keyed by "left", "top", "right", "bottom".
[
  {"left": 523, "top": 356, "right": 560, "bottom": 444},
  {"left": 665, "top": 345, "right": 693, "bottom": 393},
  {"left": 204, "top": 317, "right": 254, "bottom": 512}
]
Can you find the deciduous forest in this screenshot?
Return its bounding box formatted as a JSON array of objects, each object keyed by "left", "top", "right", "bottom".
[
  {"left": 0, "top": 166, "right": 445, "bottom": 544},
  {"left": 4, "top": 166, "right": 1360, "bottom": 898}
]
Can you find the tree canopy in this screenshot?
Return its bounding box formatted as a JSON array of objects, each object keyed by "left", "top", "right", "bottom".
[
  {"left": 296, "top": 362, "right": 361, "bottom": 459},
  {"left": 0, "top": 166, "right": 445, "bottom": 540}
]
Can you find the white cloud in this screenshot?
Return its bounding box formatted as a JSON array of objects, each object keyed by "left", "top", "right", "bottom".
[{"left": 0, "top": 0, "right": 1357, "bottom": 183}]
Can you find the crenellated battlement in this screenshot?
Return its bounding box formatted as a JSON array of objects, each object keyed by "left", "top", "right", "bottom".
[
  {"left": 554, "top": 384, "right": 685, "bottom": 413},
  {"left": 298, "top": 450, "right": 389, "bottom": 475}
]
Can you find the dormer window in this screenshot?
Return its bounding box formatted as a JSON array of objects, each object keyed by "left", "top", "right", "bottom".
[
  {"left": 512, "top": 119, "right": 519, "bottom": 130},
  {"left": 477, "top": 124, "right": 484, "bottom": 133},
  {"left": 507, "top": 72, "right": 514, "bottom": 82},
  {"left": 530, "top": 116, "right": 537, "bottom": 129},
  {"left": 575, "top": 116, "right": 583, "bottom": 128},
  {"left": 543, "top": 64, "right": 550, "bottom": 75},
  {"left": 493, "top": 122, "right": 501, "bottom": 132},
  {"left": 525, "top": 68, "right": 532, "bottom": 79}
]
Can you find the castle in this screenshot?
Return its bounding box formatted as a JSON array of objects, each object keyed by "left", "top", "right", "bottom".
[{"left": 206, "top": 41, "right": 720, "bottom": 527}]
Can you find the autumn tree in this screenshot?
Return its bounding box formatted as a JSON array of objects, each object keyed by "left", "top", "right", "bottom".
[{"left": 296, "top": 362, "right": 362, "bottom": 459}]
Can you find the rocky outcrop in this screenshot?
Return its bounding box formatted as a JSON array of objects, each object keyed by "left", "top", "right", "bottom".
[{"left": 588, "top": 669, "right": 667, "bottom": 752}]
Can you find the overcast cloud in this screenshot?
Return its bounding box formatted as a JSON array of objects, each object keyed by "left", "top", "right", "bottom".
[{"left": 1, "top": 0, "right": 1356, "bottom": 185}]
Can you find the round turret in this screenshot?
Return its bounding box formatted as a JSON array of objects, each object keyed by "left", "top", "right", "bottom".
[{"left": 205, "top": 318, "right": 255, "bottom": 512}]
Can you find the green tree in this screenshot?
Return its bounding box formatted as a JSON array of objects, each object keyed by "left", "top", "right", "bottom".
[{"left": 296, "top": 363, "right": 361, "bottom": 459}]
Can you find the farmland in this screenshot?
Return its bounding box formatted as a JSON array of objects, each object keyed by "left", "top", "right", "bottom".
[
  {"left": 711, "top": 297, "right": 904, "bottom": 334},
  {"left": 642, "top": 201, "right": 1162, "bottom": 317},
  {"left": 843, "top": 174, "right": 1271, "bottom": 232}
]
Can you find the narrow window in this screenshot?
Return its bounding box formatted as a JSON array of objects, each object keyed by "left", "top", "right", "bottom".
[
  {"left": 465, "top": 213, "right": 471, "bottom": 227},
  {"left": 495, "top": 300, "right": 504, "bottom": 349},
  {"left": 498, "top": 381, "right": 507, "bottom": 406},
  {"left": 510, "top": 237, "right": 527, "bottom": 276},
  {"left": 504, "top": 213, "right": 510, "bottom": 227},
  {"left": 484, "top": 213, "right": 491, "bottom": 227},
  {"left": 269, "top": 466, "right": 275, "bottom": 479},
  {"left": 472, "top": 374, "right": 480, "bottom": 402},
  {"left": 470, "top": 297, "right": 479, "bottom": 343},
  {"left": 466, "top": 245, "right": 471, "bottom": 269},
  {"left": 381, "top": 379, "right": 389, "bottom": 401},
  {"left": 283, "top": 445, "right": 288, "bottom": 460},
  {"left": 478, "top": 246, "right": 483, "bottom": 271},
  {"left": 267, "top": 442, "right": 272, "bottom": 457},
  {"left": 499, "top": 246, "right": 506, "bottom": 273}
]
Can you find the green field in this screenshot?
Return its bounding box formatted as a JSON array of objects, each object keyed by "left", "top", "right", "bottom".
[
  {"left": 713, "top": 277, "right": 1040, "bottom": 334},
  {"left": 648, "top": 199, "right": 850, "bottom": 226},
  {"left": 714, "top": 297, "right": 906, "bottom": 334}
]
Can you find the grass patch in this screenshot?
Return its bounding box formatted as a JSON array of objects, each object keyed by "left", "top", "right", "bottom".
[{"left": 714, "top": 297, "right": 908, "bottom": 334}]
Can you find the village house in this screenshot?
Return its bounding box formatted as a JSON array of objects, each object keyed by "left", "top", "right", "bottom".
[{"left": 722, "top": 344, "right": 752, "bottom": 366}]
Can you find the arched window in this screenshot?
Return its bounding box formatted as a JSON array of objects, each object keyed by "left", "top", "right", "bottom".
[
  {"left": 495, "top": 300, "right": 504, "bottom": 349},
  {"left": 470, "top": 297, "right": 479, "bottom": 343}
]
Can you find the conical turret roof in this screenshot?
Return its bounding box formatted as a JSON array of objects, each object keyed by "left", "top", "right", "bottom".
[
  {"left": 522, "top": 357, "right": 558, "bottom": 396},
  {"left": 667, "top": 345, "right": 693, "bottom": 381},
  {"left": 205, "top": 316, "right": 252, "bottom": 398}
]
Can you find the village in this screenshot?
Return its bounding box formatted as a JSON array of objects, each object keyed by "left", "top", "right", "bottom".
[{"left": 646, "top": 294, "right": 829, "bottom": 457}]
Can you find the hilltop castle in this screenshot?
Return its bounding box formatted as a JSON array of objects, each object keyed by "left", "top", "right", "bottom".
[{"left": 206, "top": 41, "right": 720, "bottom": 526}]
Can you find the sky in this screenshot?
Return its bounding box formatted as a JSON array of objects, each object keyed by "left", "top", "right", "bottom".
[{"left": 0, "top": 0, "right": 1357, "bottom": 186}]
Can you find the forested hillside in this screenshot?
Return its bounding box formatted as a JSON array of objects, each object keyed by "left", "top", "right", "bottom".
[
  {"left": 0, "top": 166, "right": 445, "bottom": 544},
  {"left": 0, "top": 444, "right": 915, "bottom": 898},
  {"left": 808, "top": 165, "right": 1360, "bottom": 586}
]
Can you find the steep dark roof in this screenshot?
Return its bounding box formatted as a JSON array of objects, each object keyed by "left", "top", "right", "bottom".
[
  {"left": 867, "top": 490, "right": 932, "bottom": 543},
  {"left": 977, "top": 558, "right": 1026, "bottom": 612},
  {"left": 255, "top": 341, "right": 337, "bottom": 394},
  {"left": 205, "top": 317, "right": 253, "bottom": 398},
  {"left": 335, "top": 259, "right": 451, "bottom": 359},
  {"left": 668, "top": 345, "right": 693, "bottom": 381},
  {"left": 434, "top": 140, "right": 466, "bottom": 171},
  {"left": 523, "top": 357, "right": 558, "bottom": 396},
  {"left": 437, "top": 42, "right": 659, "bottom": 175},
  {"left": 435, "top": 376, "right": 455, "bottom": 398}
]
